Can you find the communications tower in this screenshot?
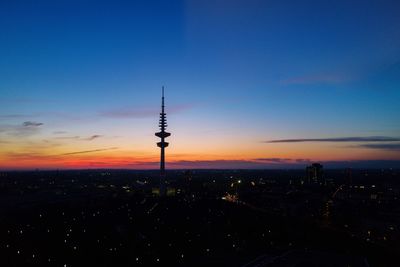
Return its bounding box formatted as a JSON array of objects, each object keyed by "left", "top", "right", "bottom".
[{"left": 155, "top": 86, "right": 170, "bottom": 196}]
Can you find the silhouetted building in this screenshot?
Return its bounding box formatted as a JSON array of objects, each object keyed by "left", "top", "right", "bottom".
[
  {"left": 155, "top": 86, "right": 170, "bottom": 196},
  {"left": 306, "top": 163, "right": 324, "bottom": 184},
  {"left": 345, "top": 168, "right": 353, "bottom": 186}
]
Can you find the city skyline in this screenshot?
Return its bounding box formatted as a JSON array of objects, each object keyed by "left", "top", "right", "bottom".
[{"left": 1, "top": 0, "right": 400, "bottom": 169}]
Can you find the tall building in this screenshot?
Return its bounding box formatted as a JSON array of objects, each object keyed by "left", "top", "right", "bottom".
[
  {"left": 155, "top": 86, "right": 170, "bottom": 196},
  {"left": 306, "top": 163, "right": 324, "bottom": 184}
]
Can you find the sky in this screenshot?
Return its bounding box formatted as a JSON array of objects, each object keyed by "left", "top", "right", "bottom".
[{"left": 0, "top": 0, "right": 400, "bottom": 169}]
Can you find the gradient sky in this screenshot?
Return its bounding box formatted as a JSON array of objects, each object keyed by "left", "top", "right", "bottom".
[{"left": 1, "top": 0, "right": 400, "bottom": 169}]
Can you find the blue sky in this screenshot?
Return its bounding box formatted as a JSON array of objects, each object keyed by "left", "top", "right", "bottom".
[{"left": 0, "top": 0, "right": 399, "bottom": 169}]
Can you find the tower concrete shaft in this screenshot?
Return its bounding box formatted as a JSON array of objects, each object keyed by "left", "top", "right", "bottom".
[{"left": 155, "top": 86, "right": 170, "bottom": 196}]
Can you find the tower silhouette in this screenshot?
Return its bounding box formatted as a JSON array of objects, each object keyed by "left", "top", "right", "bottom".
[{"left": 155, "top": 86, "right": 170, "bottom": 196}]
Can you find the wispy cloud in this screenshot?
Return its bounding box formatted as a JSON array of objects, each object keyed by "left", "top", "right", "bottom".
[
  {"left": 60, "top": 147, "right": 118, "bottom": 156},
  {"left": 23, "top": 121, "right": 43, "bottom": 127},
  {"left": 254, "top": 158, "right": 311, "bottom": 163},
  {"left": 265, "top": 136, "right": 400, "bottom": 143},
  {"left": 54, "top": 134, "right": 103, "bottom": 141},
  {"left": 4, "top": 152, "right": 55, "bottom": 161},
  {"left": 53, "top": 131, "right": 68, "bottom": 134},
  {"left": 54, "top": 136, "right": 80, "bottom": 140},
  {"left": 3, "top": 146, "right": 119, "bottom": 163},
  {"left": 0, "top": 121, "right": 44, "bottom": 137},
  {"left": 359, "top": 143, "right": 400, "bottom": 151},
  {"left": 83, "top": 135, "right": 102, "bottom": 141},
  {"left": 99, "top": 104, "right": 195, "bottom": 118}
]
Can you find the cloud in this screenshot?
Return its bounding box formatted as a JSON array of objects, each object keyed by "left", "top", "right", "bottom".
[
  {"left": 4, "top": 152, "right": 56, "bottom": 161},
  {"left": 54, "top": 134, "right": 103, "bottom": 141},
  {"left": 54, "top": 136, "right": 80, "bottom": 140},
  {"left": 0, "top": 121, "right": 44, "bottom": 137},
  {"left": 359, "top": 143, "right": 400, "bottom": 151},
  {"left": 265, "top": 136, "right": 400, "bottom": 143},
  {"left": 53, "top": 131, "right": 68, "bottom": 134},
  {"left": 254, "top": 157, "right": 290, "bottom": 162},
  {"left": 83, "top": 135, "right": 102, "bottom": 141},
  {"left": 295, "top": 158, "right": 312, "bottom": 163},
  {"left": 254, "top": 158, "right": 311, "bottom": 163},
  {"left": 99, "top": 104, "right": 195, "bottom": 118},
  {"left": 60, "top": 147, "right": 118, "bottom": 156},
  {"left": 23, "top": 121, "right": 43, "bottom": 127},
  {"left": 2, "top": 146, "right": 119, "bottom": 164}
]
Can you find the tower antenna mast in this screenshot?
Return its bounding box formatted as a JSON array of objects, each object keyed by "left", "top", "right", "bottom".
[{"left": 155, "top": 86, "right": 170, "bottom": 196}]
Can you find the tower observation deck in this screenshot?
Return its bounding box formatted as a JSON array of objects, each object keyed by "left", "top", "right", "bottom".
[{"left": 155, "top": 86, "right": 170, "bottom": 196}]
